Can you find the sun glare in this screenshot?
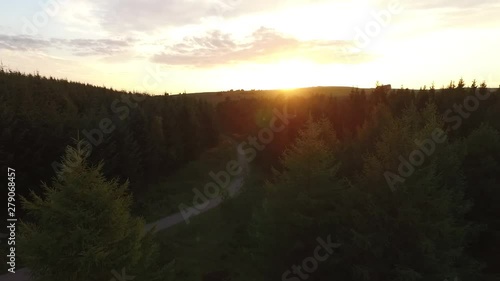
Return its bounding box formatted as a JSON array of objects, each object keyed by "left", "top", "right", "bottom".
[{"left": 254, "top": 59, "right": 318, "bottom": 90}]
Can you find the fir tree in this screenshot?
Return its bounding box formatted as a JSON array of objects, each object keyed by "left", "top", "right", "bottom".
[
  {"left": 19, "top": 141, "right": 172, "bottom": 281},
  {"left": 250, "top": 118, "right": 344, "bottom": 280}
]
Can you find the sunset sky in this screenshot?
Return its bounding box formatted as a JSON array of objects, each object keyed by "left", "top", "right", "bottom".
[{"left": 0, "top": 0, "right": 499, "bottom": 94}]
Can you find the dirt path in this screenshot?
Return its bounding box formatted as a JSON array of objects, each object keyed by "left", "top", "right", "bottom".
[{"left": 145, "top": 144, "right": 247, "bottom": 232}]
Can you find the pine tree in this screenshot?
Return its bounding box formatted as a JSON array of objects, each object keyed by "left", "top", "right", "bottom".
[
  {"left": 250, "top": 118, "right": 344, "bottom": 280},
  {"left": 340, "top": 103, "right": 481, "bottom": 281},
  {"left": 463, "top": 124, "right": 500, "bottom": 275},
  {"left": 19, "top": 141, "right": 171, "bottom": 281}
]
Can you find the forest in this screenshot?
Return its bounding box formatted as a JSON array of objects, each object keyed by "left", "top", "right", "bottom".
[{"left": 1, "top": 68, "right": 500, "bottom": 281}]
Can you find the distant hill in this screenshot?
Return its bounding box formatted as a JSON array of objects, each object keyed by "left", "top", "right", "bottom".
[{"left": 181, "top": 86, "right": 372, "bottom": 104}]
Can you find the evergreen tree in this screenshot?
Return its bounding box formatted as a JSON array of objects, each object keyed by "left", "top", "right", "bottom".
[
  {"left": 250, "top": 118, "right": 344, "bottom": 280},
  {"left": 463, "top": 124, "right": 500, "bottom": 275},
  {"left": 342, "top": 103, "right": 481, "bottom": 281},
  {"left": 19, "top": 141, "right": 172, "bottom": 281}
]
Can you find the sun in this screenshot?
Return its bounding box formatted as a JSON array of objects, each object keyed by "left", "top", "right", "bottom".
[{"left": 253, "top": 59, "right": 319, "bottom": 90}]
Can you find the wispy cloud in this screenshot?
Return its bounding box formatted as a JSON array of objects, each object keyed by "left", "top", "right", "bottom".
[
  {"left": 0, "top": 34, "right": 135, "bottom": 56},
  {"left": 76, "top": 0, "right": 335, "bottom": 32},
  {"left": 81, "top": 0, "right": 242, "bottom": 32},
  {"left": 152, "top": 27, "right": 362, "bottom": 66}
]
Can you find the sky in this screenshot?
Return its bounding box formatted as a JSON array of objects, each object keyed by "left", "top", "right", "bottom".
[{"left": 0, "top": 0, "right": 499, "bottom": 94}]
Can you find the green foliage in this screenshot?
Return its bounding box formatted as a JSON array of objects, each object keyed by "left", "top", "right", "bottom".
[
  {"left": 248, "top": 103, "right": 486, "bottom": 281},
  {"left": 462, "top": 124, "right": 500, "bottom": 274},
  {"left": 340, "top": 103, "right": 480, "bottom": 281},
  {"left": 3, "top": 69, "right": 500, "bottom": 281},
  {"left": 464, "top": 124, "right": 500, "bottom": 219},
  {"left": 218, "top": 83, "right": 499, "bottom": 280},
  {"left": 0, "top": 70, "right": 218, "bottom": 220},
  {"left": 250, "top": 118, "right": 345, "bottom": 280},
  {"left": 18, "top": 142, "right": 170, "bottom": 281}
]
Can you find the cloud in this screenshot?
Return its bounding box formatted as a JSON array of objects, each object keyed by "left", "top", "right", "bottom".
[
  {"left": 78, "top": 0, "right": 333, "bottom": 32},
  {"left": 0, "top": 35, "right": 48, "bottom": 51},
  {"left": 151, "top": 27, "right": 365, "bottom": 66},
  {"left": 56, "top": 38, "right": 134, "bottom": 56},
  {"left": 76, "top": 0, "right": 500, "bottom": 33},
  {"left": 0, "top": 34, "right": 134, "bottom": 56},
  {"left": 81, "top": 0, "right": 239, "bottom": 32}
]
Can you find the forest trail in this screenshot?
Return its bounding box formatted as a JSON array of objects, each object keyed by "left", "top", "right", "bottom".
[
  {"left": 145, "top": 143, "right": 248, "bottom": 232},
  {"left": 0, "top": 143, "right": 249, "bottom": 281}
]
